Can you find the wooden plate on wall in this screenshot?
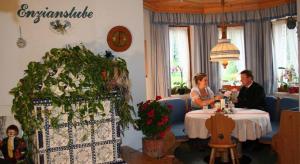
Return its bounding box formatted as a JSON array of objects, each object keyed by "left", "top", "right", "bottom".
[{"left": 107, "top": 26, "right": 132, "bottom": 52}]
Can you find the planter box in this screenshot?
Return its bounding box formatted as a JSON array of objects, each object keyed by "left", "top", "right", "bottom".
[{"left": 33, "top": 99, "right": 125, "bottom": 164}]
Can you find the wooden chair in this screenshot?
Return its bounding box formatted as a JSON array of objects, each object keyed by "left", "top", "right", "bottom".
[
  {"left": 205, "top": 113, "right": 239, "bottom": 164},
  {"left": 272, "top": 110, "right": 300, "bottom": 164}
]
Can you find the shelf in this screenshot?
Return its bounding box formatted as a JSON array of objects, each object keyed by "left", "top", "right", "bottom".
[{"left": 274, "top": 92, "right": 299, "bottom": 100}]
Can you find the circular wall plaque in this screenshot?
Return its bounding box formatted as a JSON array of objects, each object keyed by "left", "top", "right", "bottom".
[{"left": 107, "top": 26, "right": 132, "bottom": 52}]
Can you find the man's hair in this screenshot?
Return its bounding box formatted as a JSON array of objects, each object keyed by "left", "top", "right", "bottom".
[
  {"left": 240, "top": 70, "right": 253, "bottom": 80},
  {"left": 194, "top": 73, "right": 207, "bottom": 84},
  {"left": 6, "top": 124, "right": 19, "bottom": 135}
]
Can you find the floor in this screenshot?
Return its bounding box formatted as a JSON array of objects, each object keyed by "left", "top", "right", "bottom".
[
  {"left": 174, "top": 139, "right": 277, "bottom": 164},
  {"left": 122, "top": 139, "right": 277, "bottom": 164}
]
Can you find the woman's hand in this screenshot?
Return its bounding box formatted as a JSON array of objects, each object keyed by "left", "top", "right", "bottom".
[{"left": 214, "top": 95, "right": 223, "bottom": 101}]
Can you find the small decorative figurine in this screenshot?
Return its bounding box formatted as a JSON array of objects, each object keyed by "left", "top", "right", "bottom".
[{"left": 0, "top": 125, "right": 26, "bottom": 164}]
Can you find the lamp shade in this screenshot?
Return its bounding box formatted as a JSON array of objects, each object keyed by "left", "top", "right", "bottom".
[{"left": 210, "top": 39, "right": 240, "bottom": 68}]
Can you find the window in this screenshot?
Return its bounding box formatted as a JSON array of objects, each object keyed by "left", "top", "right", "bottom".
[
  {"left": 169, "top": 27, "right": 191, "bottom": 88},
  {"left": 272, "top": 20, "right": 298, "bottom": 86},
  {"left": 218, "top": 26, "right": 246, "bottom": 86}
]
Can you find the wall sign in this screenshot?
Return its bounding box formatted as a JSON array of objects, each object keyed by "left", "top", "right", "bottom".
[{"left": 17, "top": 4, "right": 93, "bottom": 23}]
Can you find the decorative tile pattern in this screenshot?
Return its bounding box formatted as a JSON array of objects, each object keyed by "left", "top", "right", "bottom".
[
  {"left": 34, "top": 99, "right": 125, "bottom": 164},
  {"left": 50, "top": 150, "right": 70, "bottom": 164},
  {"left": 49, "top": 128, "right": 69, "bottom": 147},
  {"left": 95, "top": 144, "right": 114, "bottom": 163},
  {"left": 94, "top": 122, "right": 112, "bottom": 142},
  {"left": 73, "top": 125, "right": 91, "bottom": 145},
  {"left": 73, "top": 147, "right": 93, "bottom": 164}
]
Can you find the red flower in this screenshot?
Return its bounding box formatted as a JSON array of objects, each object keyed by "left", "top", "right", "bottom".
[
  {"left": 155, "top": 96, "right": 162, "bottom": 100},
  {"left": 142, "top": 100, "right": 151, "bottom": 110},
  {"left": 162, "top": 116, "right": 169, "bottom": 123},
  {"left": 147, "top": 119, "right": 153, "bottom": 125},
  {"left": 167, "top": 104, "right": 173, "bottom": 110},
  {"left": 147, "top": 109, "right": 154, "bottom": 117},
  {"left": 166, "top": 126, "right": 171, "bottom": 131},
  {"left": 159, "top": 130, "right": 166, "bottom": 138},
  {"left": 216, "top": 108, "right": 222, "bottom": 112},
  {"left": 142, "top": 103, "right": 148, "bottom": 110},
  {"left": 157, "top": 121, "right": 163, "bottom": 126},
  {"left": 136, "top": 98, "right": 171, "bottom": 139}
]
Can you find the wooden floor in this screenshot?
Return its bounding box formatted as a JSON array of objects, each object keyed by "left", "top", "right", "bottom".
[{"left": 121, "top": 146, "right": 182, "bottom": 164}]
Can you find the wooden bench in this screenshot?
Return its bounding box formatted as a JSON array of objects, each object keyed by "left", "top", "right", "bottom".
[{"left": 272, "top": 110, "right": 300, "bottom": 164}]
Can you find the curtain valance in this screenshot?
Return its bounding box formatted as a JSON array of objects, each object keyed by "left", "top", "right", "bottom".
[{"left": 151, "top": 3, "right": 296, "bottom": 25}]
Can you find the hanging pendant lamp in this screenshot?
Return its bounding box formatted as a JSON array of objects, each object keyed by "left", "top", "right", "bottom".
[{"left": 210, "top": 0, "right": 240, "bottom": 69}]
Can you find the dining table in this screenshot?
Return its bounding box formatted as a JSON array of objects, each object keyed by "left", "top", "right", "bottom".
[
  {"left": 184, "top": 108, "right": 272, "bottom": 162},
  {"left": 185, "top": 108, "right": 272, "bottom": 141}
]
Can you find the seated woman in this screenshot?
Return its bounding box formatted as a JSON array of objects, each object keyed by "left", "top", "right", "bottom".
[{"left": 190, "top": 73, "right": 222, "bottom": 110}]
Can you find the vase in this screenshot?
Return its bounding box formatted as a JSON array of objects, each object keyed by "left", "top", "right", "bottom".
[
  {"left": 142, "top": 138, "right": 165, "bottom": 158},
  {"left": 142, "top": 130, "right": 175, "bottom": 158}
]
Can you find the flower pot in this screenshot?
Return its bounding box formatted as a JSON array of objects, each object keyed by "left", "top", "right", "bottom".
[
  {"left": 178, "top": 88, "right": 186, "bottom": 95},
  {"left": 142, "top": 138, "right": 166, "bottom": 158}
]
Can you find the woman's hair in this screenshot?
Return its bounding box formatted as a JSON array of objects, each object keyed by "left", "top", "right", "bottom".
[
  {"left": 6, "top": 124, "right": 19, "bottom": 135},
  {"left": 194, "top": 73, "right": 207, "bottom": 85}
]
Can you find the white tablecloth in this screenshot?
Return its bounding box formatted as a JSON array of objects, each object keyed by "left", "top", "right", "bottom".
[{"left": 184, "top": 108, "right": 272, "bottom": 142}]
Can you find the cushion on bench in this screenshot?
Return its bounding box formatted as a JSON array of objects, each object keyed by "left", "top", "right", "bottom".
[
  {"left": 171, "top": 123, "right": 187, "bottom": 140},
  {"left": 159, "top": 98, "right": 186, "bottom": 124},
  {"left": 159, "top": 98, "right": 187, "bottom": 139},
  {"left": 260, "top": 97, "right": 299, "bottom": 144},
  {"left": 279, "top": 98, "right": 299, "bottom": 110},
  {"left": 259, "top": 121, "right": 279, "bottom": 143},
  {"left": 265, "top": 96, "right": 278, "bottom": 121}
]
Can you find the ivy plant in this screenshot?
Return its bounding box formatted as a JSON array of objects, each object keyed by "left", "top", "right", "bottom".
[{"left": 10, "top": 45, "right": 135, "bottom": 157}]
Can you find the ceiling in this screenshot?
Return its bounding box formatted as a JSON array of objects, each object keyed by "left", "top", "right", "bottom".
[{"left": 144, "top": 0, "right": 295, "bottom": 14}]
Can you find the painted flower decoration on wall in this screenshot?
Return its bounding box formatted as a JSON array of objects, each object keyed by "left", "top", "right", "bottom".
[{"left": 50, "top": 20, "right": 71, "bottom": 34}]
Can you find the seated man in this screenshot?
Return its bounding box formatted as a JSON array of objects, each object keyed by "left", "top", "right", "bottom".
[{"left": 235, "top": 70, "right": 266, "bottom": 110}]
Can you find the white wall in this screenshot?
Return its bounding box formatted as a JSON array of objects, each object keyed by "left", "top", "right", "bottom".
[{"left": 0, "top": 0, "right": 145, "bottom": 149}]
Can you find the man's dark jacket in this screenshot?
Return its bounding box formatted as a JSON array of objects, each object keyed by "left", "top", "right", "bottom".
[{"left": 235, "top": 82, "right": 266, "bottom": 110}]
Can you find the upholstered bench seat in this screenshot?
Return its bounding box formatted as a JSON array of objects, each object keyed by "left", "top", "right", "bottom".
[
  {"left": 259, "top": 96, "right": 299, "bottom": 144},
  {"left": 170, "top": 123, "right": 187, "bottom": 140},
  {"left": 259, "top": 121, "right": 279, "bottom": 144},
  {"left": 159, "top": 98, "right": 188, "bottom": 140}
]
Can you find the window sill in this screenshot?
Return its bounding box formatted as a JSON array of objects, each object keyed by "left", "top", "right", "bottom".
[{"left": 274, "top": 92, "right": 299, "bottom": 100}]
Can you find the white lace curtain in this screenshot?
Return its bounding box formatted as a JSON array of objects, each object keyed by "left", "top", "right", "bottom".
[{"left": 272, "top": 20, "right": 298, "bottom": 85}]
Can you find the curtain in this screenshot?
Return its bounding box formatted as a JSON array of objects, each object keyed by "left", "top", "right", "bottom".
[
  {"left": 148, "top": 24, "right": 170, "bottom": 98},
  {"left": 272, "top": 20, "right": 298, "bottom": 85},
  {"left": 244, "top": 21, "right": 276, "bottom": 94},
  {"left": 151, "top": 3, "right": 296, "bottom": 25},
  {"left": 192, "top": 24, "right": 220, "bottom": 92}
]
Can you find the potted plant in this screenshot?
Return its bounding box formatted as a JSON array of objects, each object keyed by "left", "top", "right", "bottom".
[
  {"left": 172, "top": 81, "right": 190, "bottom": 95},
  {"left": 9, "top": 45, "right": 135, "bottom": 161},
  {"left": 171, "top": 65, "right": 190, "bottom": 95},
  {"left": 135, "top": 96, "right": 172, "bottom": 158}
]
